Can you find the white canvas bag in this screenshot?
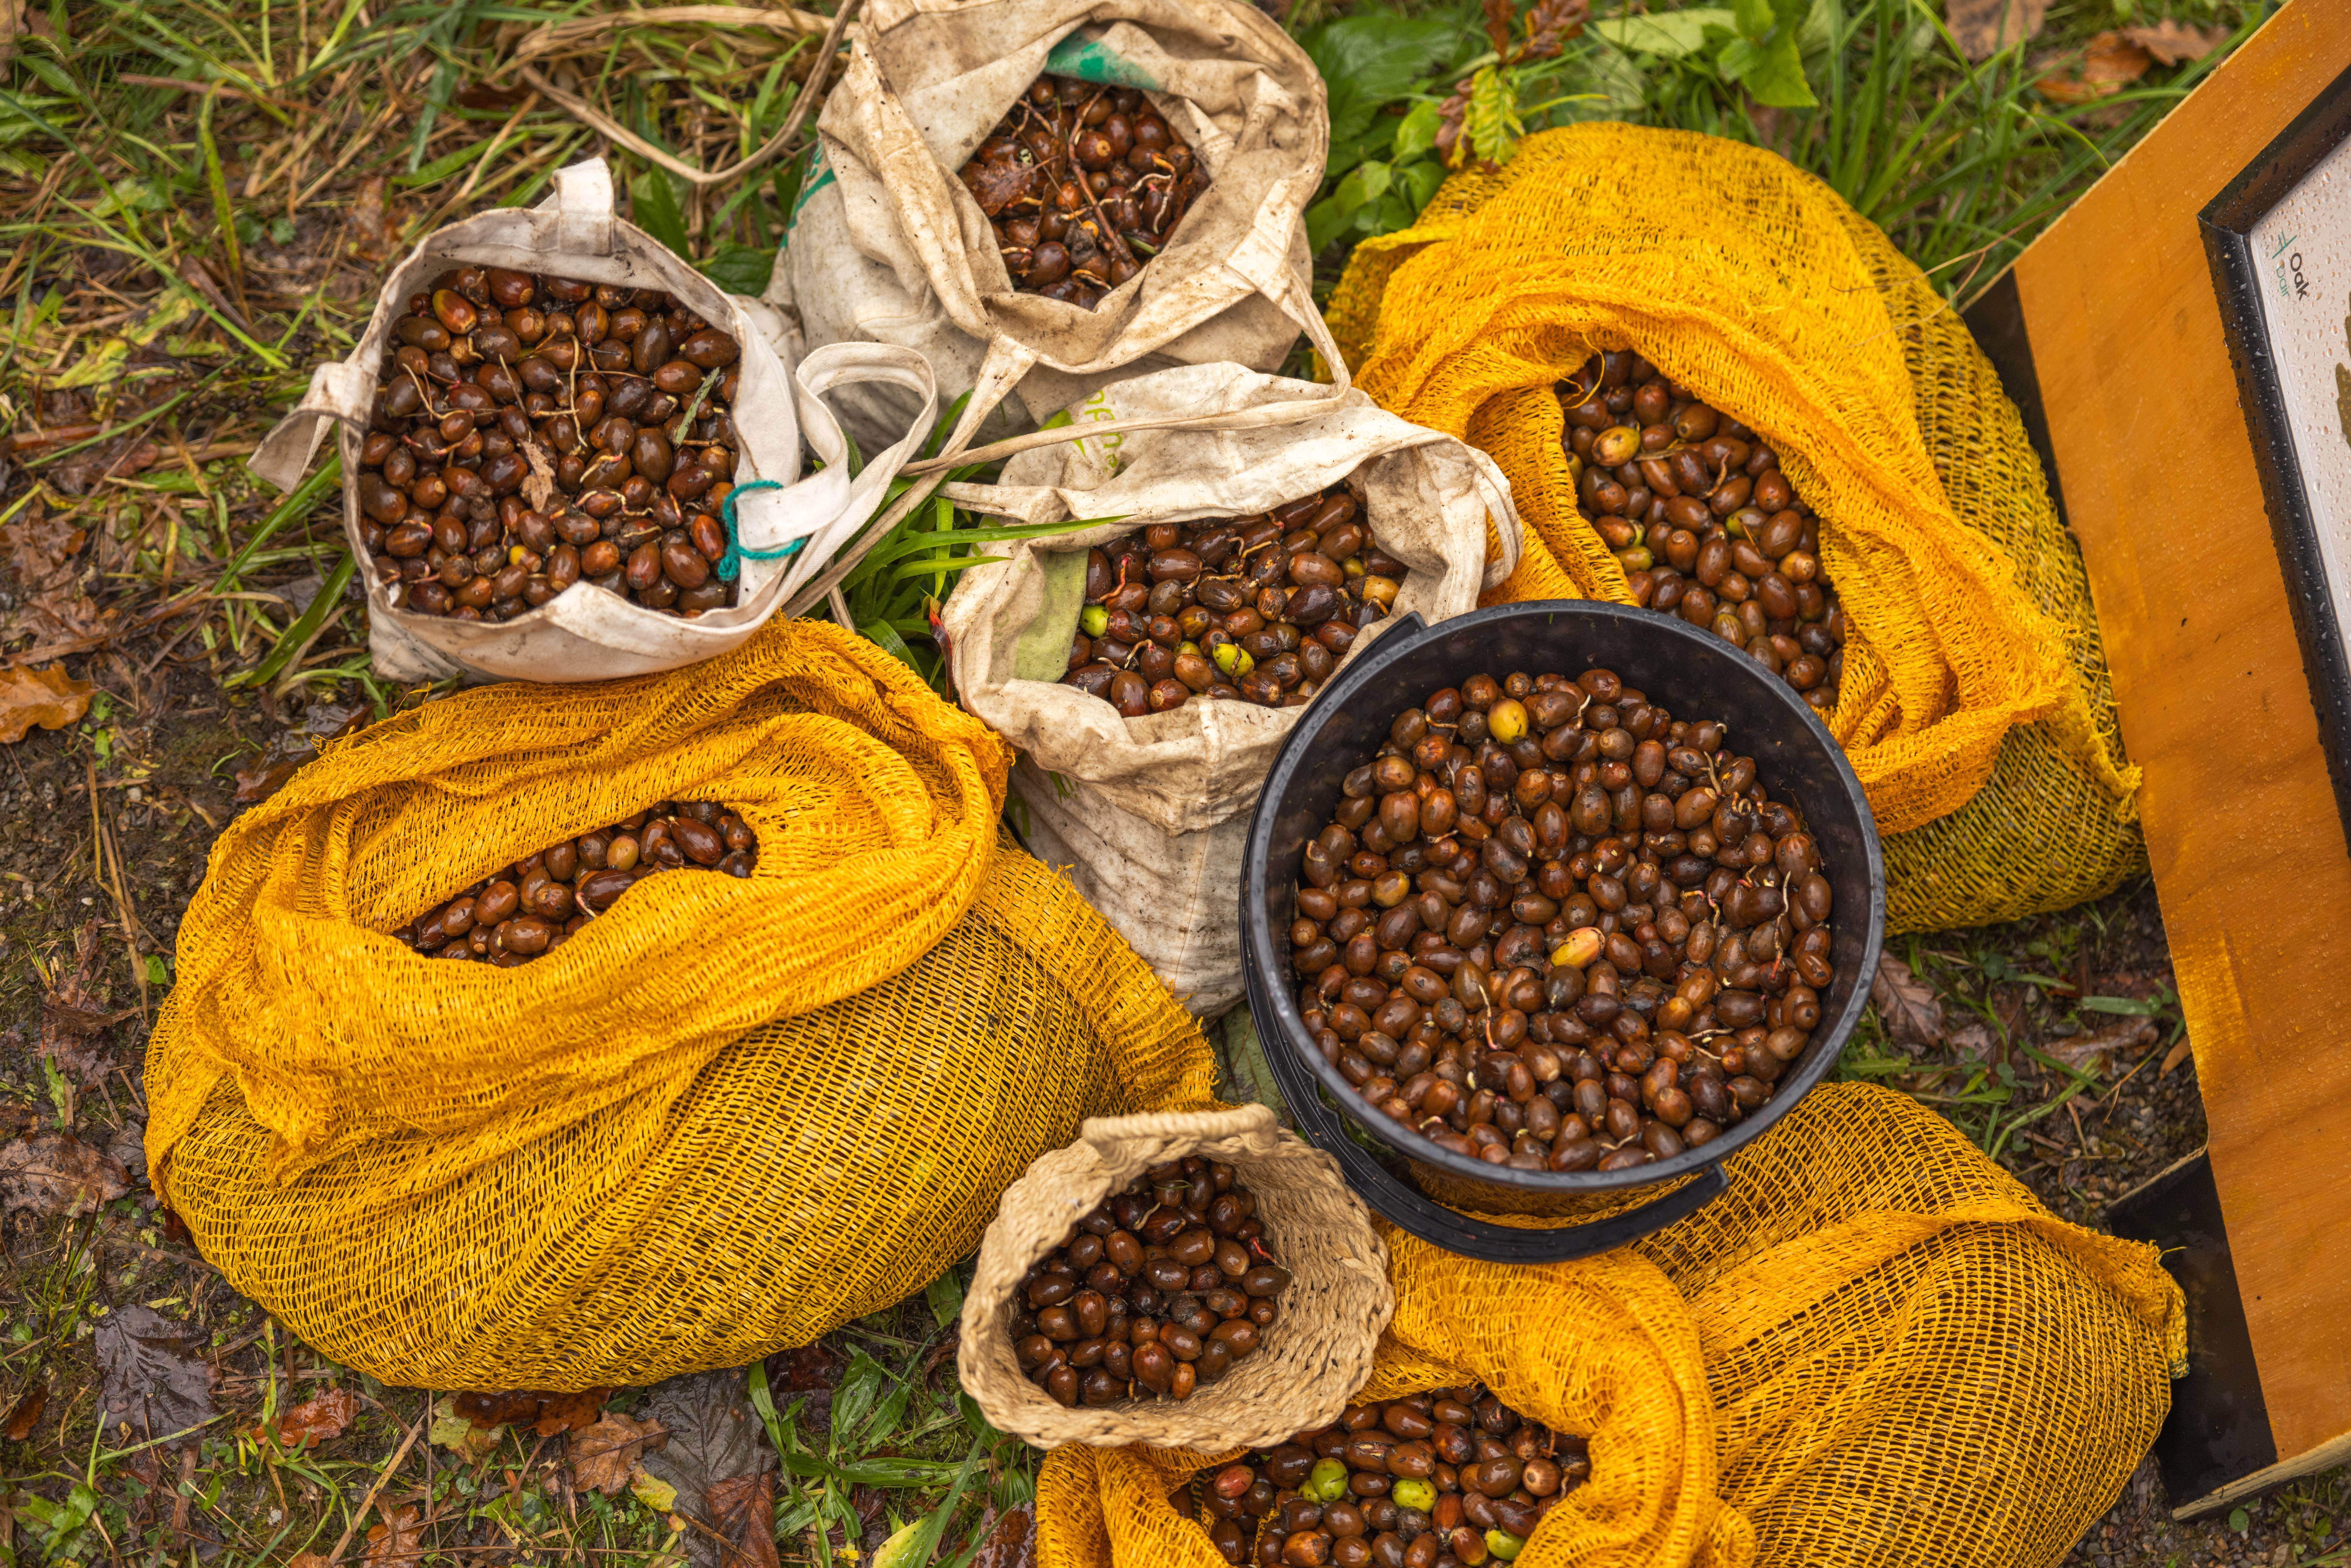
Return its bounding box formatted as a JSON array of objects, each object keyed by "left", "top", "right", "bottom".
[
  {"left": 941, "top": 363, "right": 1522, "bottom": 1011},
  {"left": 251, "top": 159, "right": 936, "bottom": 683}
]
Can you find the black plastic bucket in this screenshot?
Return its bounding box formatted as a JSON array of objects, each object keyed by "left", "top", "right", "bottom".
[{"left": 1240, "top": 602, "right": 1885, "bottom": 1263}]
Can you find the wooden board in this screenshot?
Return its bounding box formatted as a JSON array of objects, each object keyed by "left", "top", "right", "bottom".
[{"left": 1988, "top": 0, "right": 2351, "bottom": 1504}]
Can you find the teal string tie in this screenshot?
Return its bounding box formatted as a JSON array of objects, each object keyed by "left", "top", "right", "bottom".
[{"left": 716, "top": 479, "right": 803, "bottom": 582}]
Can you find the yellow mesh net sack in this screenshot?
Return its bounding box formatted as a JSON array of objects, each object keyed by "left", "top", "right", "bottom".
[
  {"left": 1325, "top": 125, "right": 2143, "bottom": 932},
  {"left": 145, "top": 619, "right": 1219, "bottom": 1387},
  {"left": 1035, "top": 1083, "right": 2183, "bottom": 1568}
]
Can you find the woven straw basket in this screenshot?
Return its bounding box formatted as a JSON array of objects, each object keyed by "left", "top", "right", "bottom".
[{"left": 959, "top": 1104, "right": 1393, "bottom": 1450}]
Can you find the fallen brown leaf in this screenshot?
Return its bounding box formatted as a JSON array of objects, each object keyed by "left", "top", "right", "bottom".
[
  {"left": 1945, "top": 0, "right": 2047, "bottom": 61},
  {"left": 455, "top": 81, "right": 531, "bottom": 111},
  {"left": 1870, "top": 955, "right": 1945, "bottom": 1048},
  {"left": 1947, "top": 1020, "right": 1996, "bottom": 1061},
  {"left": 453, "top": 1389, "right": 554, "bottom": 1430},
  {"left": 2036, "top": 32, "right": 2155, "bottom": 104},
  {"left": 0, "top": 502, "right": 100, "bottom": 646},
  {"left": 348, "top": 175, "right": 404, "bottom": 261},
  {"left": 276, "top": 1386, "right": 360, "bottom": 1448},
  {"left": 2120, "top": 18, "right": 2228, "bottom": 65},
  {"left": 0, "top": 664, "right": 93, "bottom": 744},
  {"left": 521, "top": 439, "right": 558, "bottom": 513},
  {"left": 2160, "top": 1037, "right": 2194, "bottom": 1076},
  {"left": 709, "top": 1474, "right": 783, "bottom": 1568},
  {"left": 95, "top": 1306, "right": 216, "bottom": 1446},
  {"left": 0, "top": 1132, "right": 130, "bottom": 1217},
  {"left": 569, "top": 1413, "right": 668, "bottom": 1496},
  {"left": 962, "top": 158, "right": 1039, "bottom": 218},
  {"left": 3, "top": 1383, "right": 47, "bottom": 1441},
  {"left": 0, "top": 0, "right": 26, "bottom": 73},
  {"left": 361, "top": 1502, "right": 425, "bottom": 1568},
  {"left": 972, "top": 1502, "right": 1036, "bottom": 1568},
  {"left": 2043, "top": 1016, "right": 2157, "bottom": 1075},
  {"left": 41, "top": 917, "right": 128, "bottom": 1089},
  {"left": 288, "top": 1554, "right": 330, "bottom": 1568},
  {"left": 765, "top": 1343, "right": 847, "bottom": 1434},
  {"left": 533, "top": 1386, "right": 609, "bottom": 1437}
]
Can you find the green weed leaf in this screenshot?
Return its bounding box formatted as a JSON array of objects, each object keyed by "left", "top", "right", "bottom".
[
  {"left": 1302, "top": 13, "right": 1461, "bottom": 168},
  {"left": 700, "top": 241, "right": 776, "bottom": 296},
  {"left": 1462, "top": 65, "right": 1526, "bottom": 166},
  {"left": 1333, "top": 159, "right": 1392, "bottom": 213},
  {"left": 630, "top": 168, "right": 692, "bottom": 260},
  {"left": 926, "top": 1268, "right": 966, "bottom": 1328},
  {"left": 1593, "top": 8, "right": 1735, "bottom": 58},
  {"left": 1394, "top": 99, "right": 1444, "bottom": 161}
]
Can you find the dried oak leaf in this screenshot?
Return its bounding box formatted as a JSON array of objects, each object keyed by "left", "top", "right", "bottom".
[
  {"left": 0, "top": 504, "right": 101, "bottom": 645},
  {"left": 41, "top": 917, "right": 129, "bottom": 1089},
  {"left": 708, "top": 1474, "right": 783, "bottom": 1568},
  {"left": 95, "top": 1305, "right": 216, "bottom": 1447},
  {"left": 964, "top": 158, "right": 1039, "bottom": 218},
  {"left": 765, "top": 1343, "right": 846, "bottom": 1434},
  {"left": 1515, "top": 0, "right": 1588, "bottom": 63},
  {"left": 1870, "top": 955, "right": 1945, "bottom": 1048},
  {"left": 453, "top": 1389, "right": 555, "bottom": 1430},
  {"left": 455, "top": 80, "right": 530, "bottom": 111},
  {"left": 1947, "top": 1020, "right": 1996, "bottom": 1062},
  {"left": 534, "top": 1386, "right": 610, "bottom": 1437},
  {"left": 1945, "top": 0, "right": 2047, "bottom": 61},
  {"left": 972, "top": 1503, "right": 1037, "bottom": 1568},
  {"left": 348, "top": 175, "right": 404, "bottom": 261},
  {"left": 569, "top": 1412, "right": 668, "bottom": 1496},
  {"left": 0, "top": 1132, "right": 130, "bottom": 1217},
  {"left": 3, "top": 1383, "right": 48, "bottom": 1441},
  {"left": 2120, "top": 18, "right": 2228, "bottom": 65},
  {"left": 362, "top": 1503, "right": 425, "bottom": 1568},
  {"left": 637, "top": 1369, "right": 777, "bottom": 1568},
  {"left": 0, "top": 665, "right": 93, "bottom": 745},
  {"left": 2035, "top": 32, "right": 2155, "bottom": 104},
  {"left": 521, "top": 439, "right": 559, "bottom": 513},
  {"left": 2044, "top": 1016, "right": 2157, "bottom": 1075},
  {"left": 275, "top": 1386, "right": 360, "bottom": 1448}
]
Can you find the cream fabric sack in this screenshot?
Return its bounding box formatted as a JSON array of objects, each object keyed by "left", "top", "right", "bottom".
[
  {"left": 252, "top": 159, "right": 937, "bottom": 684},
  {"left": 774, "top": 0, "right": 1326, "bottom": 457},
  {"left": 941, "top": 364, "right": 1521, "bottom": 1012}
]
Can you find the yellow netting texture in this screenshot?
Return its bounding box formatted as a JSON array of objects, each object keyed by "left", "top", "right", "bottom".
[
  {"left": 1325, "top": 124, "right": 2142, "bottom": 931},
  {"left": 145, "top": 619, "right": 1219, "bottom": 1387},
  {"left": 1036, "top": 1083, "right": 2183, "bottom": 1568}
]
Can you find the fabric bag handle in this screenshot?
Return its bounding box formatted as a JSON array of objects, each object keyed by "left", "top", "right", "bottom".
[{"left": 729, "top": 342, "right": 940, "bottom": 607}]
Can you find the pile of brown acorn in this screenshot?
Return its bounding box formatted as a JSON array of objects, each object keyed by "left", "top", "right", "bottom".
[
  {"left": 1063, "top": 486, "right": 1407, "bottom": 714},
  {"left": 1289, "top": 665, "right": 1836, "bottom": 1173},
  {"left": 393, "top": 801, "right": 756, "bottom": 965},
  {"left": 1559, "top": 353, "right": 1844, "bottom": 711},
  {"left": 362, "top": 266, "right": 744, "bottom": 622},
  {"left": 1183, "top": 1387, "right": 1589, "bottom": 1566},
  {"left": 1011, "top": 1157, "right": 1288, "bottom": 1407},
  {"left": 961, "top": 75, "right": 1209, "bottom": 309}
]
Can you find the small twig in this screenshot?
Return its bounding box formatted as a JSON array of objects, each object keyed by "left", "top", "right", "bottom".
[
  {"left": 85, "top": 759, "right": 150, "bottom": 1022},
  {"left": 515, "top": 0, "right": 859, "bottom": 189},
  {"left": 1067, "top": 88, "right": 1139, "bottom": 275},
  {"left": 325, "top": 1406, "right": 427, "bottom": 1566}
]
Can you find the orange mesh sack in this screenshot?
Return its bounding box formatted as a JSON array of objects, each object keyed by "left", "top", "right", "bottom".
[
  {"left": 1324, "top": 125, "right": 2142, "bottom": 932},
  {"left": 143, "top": 618, "right": 1218, "bottom": 1388},
  {"left": 1035, "top": 1083, "right": 2183, "bottom": 1568}
]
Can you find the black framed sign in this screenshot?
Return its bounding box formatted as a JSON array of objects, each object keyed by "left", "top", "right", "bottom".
[{"left": 2204, "top": 63, "right": 2351, "bottom": 847}]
